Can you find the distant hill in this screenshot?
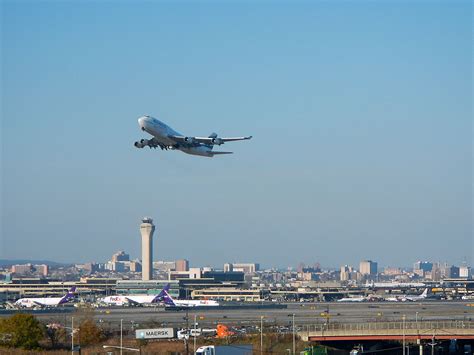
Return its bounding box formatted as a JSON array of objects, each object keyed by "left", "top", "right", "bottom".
[{"left": 0, "top": 259, "right": 72, "bottom": 267}]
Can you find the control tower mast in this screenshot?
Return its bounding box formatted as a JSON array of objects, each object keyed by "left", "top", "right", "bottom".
[{"left": 140, "top": 217, "right": 155, "bottom": 281}]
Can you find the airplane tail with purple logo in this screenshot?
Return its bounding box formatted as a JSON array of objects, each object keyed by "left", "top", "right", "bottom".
[
  {"left": 59, "top": 286, "right": 76, "bottom": 305},
  {"left": 161, "top": 290, "right": 177, "bottom": 306},
  {"left": 152, "top": 283, "right": 172, "bottom": 303}
]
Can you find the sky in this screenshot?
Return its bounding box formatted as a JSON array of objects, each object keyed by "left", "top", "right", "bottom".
[{"left": 1, "top": 1, "right": 472, "bottom": 269}]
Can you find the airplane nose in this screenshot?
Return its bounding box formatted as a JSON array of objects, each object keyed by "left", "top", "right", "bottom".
[{"left": 138, "top": 116, "right": 147, "bottom": 130}]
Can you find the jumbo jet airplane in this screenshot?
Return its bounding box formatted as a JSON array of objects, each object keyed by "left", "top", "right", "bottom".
[
  {"left": 386, "top": 288, "right": 429, "bottom": 302},
  {"left": 14, "top": 287, "right": 76, "bottom": 308},
  {"left": 161, "top": 287, "right": 219, "bottom": 308},
  {"left": 99, "top": 285, "right": 169, "bottom": 306},
  {"left": 337, "top": 296, "right": 367, "bottom": 302},
  {"left": 134, "top": 115, "right": 252, "bottom": 157}
]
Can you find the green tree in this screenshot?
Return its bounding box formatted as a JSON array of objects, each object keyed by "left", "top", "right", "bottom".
[{"left": 0, "top": 313, "right": 44, "bottom": 349}]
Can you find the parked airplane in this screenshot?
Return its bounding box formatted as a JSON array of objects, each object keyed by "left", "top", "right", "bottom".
[
  {"left": 134, "top": 115, "right": 252, "bottom": 157},
  {"left": 337, "top": 296, "right": 366, "bottom": 302},
  {"left": 15, "top": 287, "right": 76, "bottom": 308},
  {"left": 386, "top": 288, "right": 429, "bottom": 302},
  {"left": 99, "top": 285, "right": 169, "bottom": 306},
  {"left": 337, "top": 294, "right": 381, "bottom": 302},
  {"left": 161, "top": 288, "right": 219, "bottom": 308}
]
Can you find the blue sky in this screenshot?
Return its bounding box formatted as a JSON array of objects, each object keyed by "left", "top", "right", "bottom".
[{"left": 1, "top": 1, "right": 472, "bottom": 268}]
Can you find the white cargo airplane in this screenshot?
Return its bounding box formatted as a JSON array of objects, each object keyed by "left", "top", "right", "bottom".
[
  {"left": 386, "top": 288, "right": 429, "bottom": 302},
  {"left": 98, "top": 285, "right": 169, "bottom": 306},
  {"left": 134, "top": 115, "right": 252, "bottom": 157},
  {"left": 161, "top": 287, "right": 219, "bottom": 308},
  {"left": 337, "top": 296, "right": 366, "bottom": 302},
  {"left": 15, "top": 287, "right": 76, "bottom": 308}
]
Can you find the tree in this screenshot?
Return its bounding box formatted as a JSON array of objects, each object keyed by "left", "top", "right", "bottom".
[
  {"left": 46, "top": 323, "right": 67, "bottom": 349},
  {"left": 0, "top": 313, "right": 44, "bottom": 349},
  {"left": 78, "top": 319, "right": 103, "bottom": 346}
]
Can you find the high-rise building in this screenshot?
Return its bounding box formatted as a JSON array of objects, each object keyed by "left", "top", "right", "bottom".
[
  {"left": 340, "top": 265, "right": 354, "bottom": 281},
  {"left": 175, "top": 259, "right": 189, "bottom": 272},
  {"left": 11, "top": 264, "right": 33, "bottom": 275},
  {"left": 414, "top": 261, "right": 433, "bottom": 272},
  {"left": 359, "top": 260, "right": 378, "bottom": 276},
  {"left": 460, "top": 266, "right": 471, "bottom": 278},
  {"left": 140, "top": 217, "right": 155, "bottom": 281},
  {"left": 224, "top": 263, "right": 259, "bottom": 274},
  {"left": 153, "top": 261, "right": 176, "bottom": 271},
  {"left": 112, "top": 251, "right": 130, "bottom": 263},
  {"left": 35, "top": 264, "right": 48, "bottom": 277},
  {"left": 129, "top": 261, "right": 142, "bottom": 273}
]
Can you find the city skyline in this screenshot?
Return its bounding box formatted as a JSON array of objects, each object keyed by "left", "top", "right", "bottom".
[{"left": 2, "top": 1, "right": 472, "bottom": 267}]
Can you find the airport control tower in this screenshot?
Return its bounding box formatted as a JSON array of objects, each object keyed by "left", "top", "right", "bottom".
[{"left": 140, "top": 217, "right": 155, "bottom": 281}]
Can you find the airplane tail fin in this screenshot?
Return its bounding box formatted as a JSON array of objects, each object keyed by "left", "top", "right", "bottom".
[
  {"left": 421, "top": 288, "right": 428, "bottom": 297},
  {"left": 59, "top": 286, "right": 76, "bottom": 304},
  {"left": 162, "top": 290, "right": 176, "bottom": 306},
  {"left": 152, "top": 283, "right": 171, "bottom": 303}
]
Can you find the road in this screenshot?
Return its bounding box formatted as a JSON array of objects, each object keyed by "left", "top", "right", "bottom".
[{"left": 27, "top": 301, "right": 474, "bottom": 330}]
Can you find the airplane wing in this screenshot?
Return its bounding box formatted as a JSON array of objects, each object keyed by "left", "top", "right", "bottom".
[
  {"left": 32, "top": 301, "right": 46, "bottom": 306},
  {"left": 169, "top": 135, "right": 252, "bottom": 146},
  {"left": 209, "top": 151, "right": 233, "bottom": 156},
  {"left": 124, "top": 297, "right": 141, "bottom": 305}
]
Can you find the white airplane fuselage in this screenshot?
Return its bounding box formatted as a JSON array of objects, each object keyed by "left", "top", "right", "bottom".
[
  {"left": 137, "top": 116, "right": 215, "bottom": 157},
  {"left": 15, "top": 297, "right": 67, "bottom": 308},
  {"left": 337, "top": 297, "right": 366, "bottom": 302},
  {"left": 170, "top": 299, "right": 220, "bottom": 308},
  {"left": 99, "top": 294, "right": 159, "bottom": 306}
]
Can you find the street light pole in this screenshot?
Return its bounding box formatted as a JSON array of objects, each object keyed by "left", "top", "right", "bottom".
[
  {"left": 260, "top": 316, "right": 263, "bottom": 355},
  {"left": 120, "top": 319, "right": 123, "bottom": 355},
  {"left": 71, "top": 316, "right": 74, "bottom": 354},
  {"left": 193, "top": 314, "right": 197, "bottom": 354},
  {"left": 402, "top": 315, "right": 406, "bottom": 355},
  {"left": 428, "top": 334, "right": 437, "bottom": 355},
  {"left": 292, "top": 313, "right": 295, "bottom": 355}
]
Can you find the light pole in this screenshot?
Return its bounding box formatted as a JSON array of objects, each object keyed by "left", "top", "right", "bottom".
[
  {"left": 71, "top": 316, "right": 74, "bottom": 354},
  {"left": 260, "top": 315, "right": 264, "bottom": 355},
  {"left": 428, "top": 334, "right": 437, "bottom": 355},
  {"left": 120, "top": 319, "right": 123, "bottom": 355},
  {"left": 193, "top": 314, "right": 197, "bottom": 354},
  {"left": 402, "top": 314, "right": 406, "bottom": 355},
  {"left": 292, "top": 313, "right": 295, "bottom": 355}
]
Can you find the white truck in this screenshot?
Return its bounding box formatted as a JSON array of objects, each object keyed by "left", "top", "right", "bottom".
[{"left": 195, "top": 345, "right": 253, "bottom": 355}]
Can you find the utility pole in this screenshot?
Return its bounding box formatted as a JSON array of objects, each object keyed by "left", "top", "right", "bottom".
[
  {"left": 260, "top": 316, "right": 264, "bottom": 355},
  {"left": 120, "top": 319, "right": 123, "bottom": 355},
  {"left": 292, "top": 313, "right": 296, "bottom": 355},
  {"left": 428, "top": 335, "right": 437, "bottom": 355},
  {"left": 193, "top": 314, "right": 197, "bottom": 354},
  {"left": 185, "top": 309, "right": 189, "bottom": 355},
  {"left": 71, "top": 316, "right": 74, "bottom": 355},
  {"left": 402, "top": 315, "right": 406, "bottom": 355}
]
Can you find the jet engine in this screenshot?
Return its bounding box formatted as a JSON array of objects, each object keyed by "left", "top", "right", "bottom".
[
  {"left": 184, "top": 137, "right": 195, "bottom": 144},
  {"left": 211, "top": 137, "right": 223, "bottom": 145},
  {"left": 134, "top": 139, "right": 149, "bottom": 148}
]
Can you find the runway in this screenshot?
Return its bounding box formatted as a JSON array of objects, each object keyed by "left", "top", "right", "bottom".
[{"left": 28, "top": 301, "right": 474, "bottom": 330}]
